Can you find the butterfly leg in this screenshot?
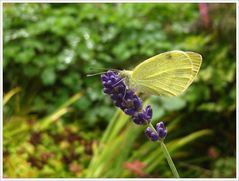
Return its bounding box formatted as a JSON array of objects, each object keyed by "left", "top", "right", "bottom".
[
  {"left": 112, "top": 78, "right": 124, "bottom": 87},
  {"left": 123, "top": 85, "right": 127, "bottom": 100}
]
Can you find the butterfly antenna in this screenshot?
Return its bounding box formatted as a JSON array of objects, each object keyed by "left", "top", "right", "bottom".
[
  {"left": 86, "top": 72, "right": 108, "bottom": 77},
  {"left": 86, "top": 68, "right": 122, "bottom": 77},
  {"left": 87, "top": 67, "right": 121, "bottom": 72},
  {"left": 123, "top": 86, "right": 127, "bottom": 100},
  {"left": 110, "top": 68, "right": 121, "bottom": 72}
]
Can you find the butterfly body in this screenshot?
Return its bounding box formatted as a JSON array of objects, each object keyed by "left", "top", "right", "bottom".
[{"left": 119, "top": 50, "right": 202, "bottom": 97}]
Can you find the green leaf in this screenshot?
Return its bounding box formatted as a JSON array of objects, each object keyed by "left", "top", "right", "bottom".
[{"left": 41, "top": 68, "right": 56, "bottom": 85}]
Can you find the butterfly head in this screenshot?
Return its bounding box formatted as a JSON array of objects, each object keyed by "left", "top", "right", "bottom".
[{"left": 119, "top": 70, "right": 134, "bottom": 88}]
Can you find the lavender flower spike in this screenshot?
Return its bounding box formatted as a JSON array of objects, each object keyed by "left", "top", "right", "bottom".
[{"left": 101, "top": 70, "right": 152, "bottom": 125}]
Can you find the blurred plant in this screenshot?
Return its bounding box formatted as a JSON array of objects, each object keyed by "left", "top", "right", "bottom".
[
  {"left": 86, "top": 105, "right": 213, "bottom": 178},
  {"left": 3, "top": 88, "right": 86, "bottom": 178}
]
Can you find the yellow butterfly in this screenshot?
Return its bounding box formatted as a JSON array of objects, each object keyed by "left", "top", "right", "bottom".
[{"left": 119, "top": 50, "right": 202, "bottom": 97}]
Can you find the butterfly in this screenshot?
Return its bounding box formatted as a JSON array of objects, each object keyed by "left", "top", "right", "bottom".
[{"left": 118, "top": 50, "right": 202, "bottom": 97}]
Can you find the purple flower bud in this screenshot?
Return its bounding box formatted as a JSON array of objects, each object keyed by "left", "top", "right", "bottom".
[
  {"left": 156, "top": 121, "right": 167, "bottom": 139},
  {"left": 145, "top": 105, "right": 153, "bottom": 118},
  {"left": 124, "top": 108, "right": 136, "bottom": 115},
  {"left": 132, "top": 105, "right": 152, "bottom": 125},
  {"left": 101, "top": 75, "right": 108, "bottom": 82},
  {"left": 145, "top": 127, "right": 159, "bottom": 141},
  {"left": 133, "top": 97, "right": 142, "bottom": 110}
]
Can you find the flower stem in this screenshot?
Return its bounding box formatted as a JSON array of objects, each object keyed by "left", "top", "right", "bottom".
[
  {"left": 160, "top": 141, "right": 180, "bottom": 178},
  {"left": 149, "top": 122, "right": 157, "bottom": 134},
  {"left": 148, "top": 122, "right": 179, "bottom": 178}
]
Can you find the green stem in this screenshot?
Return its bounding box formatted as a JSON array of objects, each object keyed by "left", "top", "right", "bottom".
[
  {"left": 149, "top": 122, "right": 157, "bottom": 134},
  {"left": 160, "top": 141, "right": 180, "bottom": 178},
  {"left": 148, "top": 122, "right": 180, "bottom": 178}
]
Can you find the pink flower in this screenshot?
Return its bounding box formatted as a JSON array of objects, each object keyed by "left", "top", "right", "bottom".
[{"left": 199, "top": 3, "right": 209, "bottom": 27}]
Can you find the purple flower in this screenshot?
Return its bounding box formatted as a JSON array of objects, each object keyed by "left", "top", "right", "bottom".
[
  {"left": 145, "top": 127, "right": 159, "bottom": 141},
  {"left": 156, "top": 121, "right": 167, "bottom": 139},
  {"left": 101, "top": 70, "right": 126, "bottom": 95},
  {"left": 132, "top": 105, "right": 152, "bottom": 125},
  {"left": 122, "top": 90, "right": 143, "bottom": 116},
  {"left": 145, "top": 122, "right": 167, "bottom": 141},
  {"left": 101, "top": 70, "right": 151, "bottom": 125}
]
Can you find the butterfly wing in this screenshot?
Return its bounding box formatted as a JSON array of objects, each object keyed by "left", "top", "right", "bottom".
[
  {"left": 131, "top": 50, "right": 194, "bottom": 96},
  {"left": 185, "top": 52, "right": 202, "bottom": 87}
]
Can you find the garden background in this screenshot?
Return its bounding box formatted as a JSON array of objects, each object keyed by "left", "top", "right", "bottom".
[{"left": 3, "top": 3, "right": 236, "bottom": 178}]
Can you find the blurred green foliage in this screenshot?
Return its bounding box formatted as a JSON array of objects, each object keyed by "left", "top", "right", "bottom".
[{"left": 3, "top": 3, "right": 236, "bottom": 178}]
